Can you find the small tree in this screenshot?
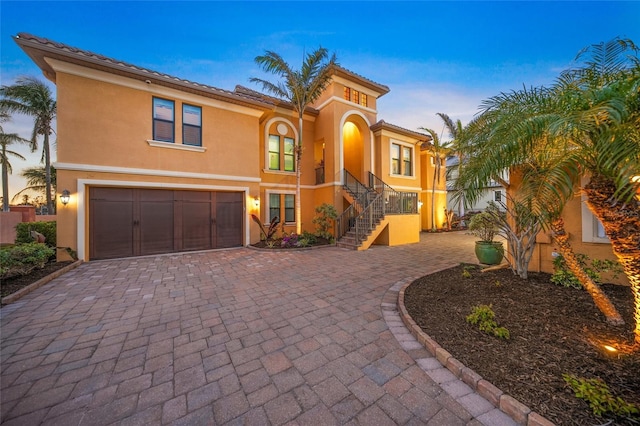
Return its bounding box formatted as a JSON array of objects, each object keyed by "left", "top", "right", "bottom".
[
  {"left": 251, "top": 49, "right": 337, "bottom": 234},
  {"left": 312, "top": 203, "right": 338, "bottom": 240}
]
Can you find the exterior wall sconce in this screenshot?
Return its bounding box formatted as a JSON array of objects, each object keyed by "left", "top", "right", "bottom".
[
  {"left": 418, "top": 201, "right": 423, "bottom": 209},
  {"left": 253, "top": 196, "right": 260, "bottom": 209},
  {"left": 60, "top": 189, "right": 71, "bottom": 206}
]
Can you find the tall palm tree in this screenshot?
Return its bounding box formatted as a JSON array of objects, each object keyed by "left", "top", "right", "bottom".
[
  {"left": 0, "top": 77, "right": 57, "bottom": 214},
  {"left": 0, "top": 110, "right": 28, "bottom": 211},
  {"left": 11, "top": 165, "right": 57, "bottom": 205},
  {"left": 251, "top": 48, "right": 337, "bottom": 234},
  {"left": 436, "top": 112, "right": 467, "bottom": 220},
  {"left": 458, "top": 39, "right": 639, "bottom": 336},
  {"left": 418, "top": 127, "right": 451, "bottom": 231}
]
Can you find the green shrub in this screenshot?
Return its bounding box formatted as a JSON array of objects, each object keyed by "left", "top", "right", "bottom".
[
  {"left": 15, "top": 221, "right": 57, "bottom": 247},
  {"left": 563, "top": 374, "right": 639, "bottom": 418},
  {"left": 313, "top": 203, "right": 338, "bottom": 241},
  {"left": 0, "top": 243, "right": 55, "bottom": 279},
  {"left": 466, "top": 304, "right": 510, "bottom": 339},
  {"left": 551, "top": 254, "right": 622, "bottom": 289}
]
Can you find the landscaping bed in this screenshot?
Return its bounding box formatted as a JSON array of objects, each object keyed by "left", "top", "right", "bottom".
[
  {"left": 1, "top": 260, "right": 73, "bottom": 301},
  {"left": 404, "top": 264, "right": 639, "bottom": 425}
]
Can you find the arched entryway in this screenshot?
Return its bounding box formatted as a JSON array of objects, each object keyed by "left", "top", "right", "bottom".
[{"left": 342, "top": 114, "right": 370, "bottom": 182}]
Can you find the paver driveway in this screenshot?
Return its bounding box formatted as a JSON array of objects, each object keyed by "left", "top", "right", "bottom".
[{"left": 1, "top": 232, "right": 515, "bottom": 425}]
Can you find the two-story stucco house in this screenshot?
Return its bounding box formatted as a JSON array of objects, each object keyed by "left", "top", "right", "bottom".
[{"left": 14, "top": 33, "right": 447, "bottom": 261}]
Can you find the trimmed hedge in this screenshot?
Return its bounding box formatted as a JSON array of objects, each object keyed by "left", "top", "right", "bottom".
[
  {"left": 15, "top": 221, "right": 56, "bottom": 247},
  {"left": 0, "top": 243, "right": 55, "bottom": 279}
]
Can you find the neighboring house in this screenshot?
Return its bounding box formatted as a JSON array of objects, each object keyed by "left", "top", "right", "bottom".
[
  {"left": 15, "top": 33, "right": 445, "bottom": 261},
  {"left": 446, "top": 156, "right": 506, "bottom": 214}
]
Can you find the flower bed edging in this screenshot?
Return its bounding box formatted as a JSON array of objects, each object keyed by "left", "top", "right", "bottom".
[{"left": 2, "top": 260, "right": 83, "bottom": 305}]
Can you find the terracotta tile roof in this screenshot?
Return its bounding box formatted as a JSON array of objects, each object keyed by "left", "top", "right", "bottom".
[
  {"left": 233, "top": 85, "right": 320, "bottom": 116},
  {"left": 330, "top": 65, "right": 390, "bottom": 95},
  {"left": 370, "top": 120, "right": 432, "bottom": 143},
  {"left": 13, "top": 33, "right": 271, "bottom": 110}
]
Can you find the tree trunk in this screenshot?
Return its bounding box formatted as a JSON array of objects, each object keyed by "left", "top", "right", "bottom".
[
  {"left": 2, "top": 159, "right": 9, "bottom": 212},
  {"left": 584, "top": 174, "right": 640, "bottom": 344},
  {"left": 44, "top": 131, "right": 53, "bottom": 214},
  {"left": 458, "top": 154, "right": 465, "bottom": 220},
  {"left": 551, "top": 217, "right": 624, "bottom": 325},
  {"left": 295, "top": 114, "right": 303, "bottom": 234},
  {"left": 431, "top": 160, "right": 438, "bottom": 231}
]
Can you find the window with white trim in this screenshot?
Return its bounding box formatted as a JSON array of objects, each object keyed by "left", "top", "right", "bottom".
[
  {"left": 268, "top": 134, "right": 295, "bottom": 172},
  {"left": 494, "top": 191, "right": 502, "bottom": 202},
  {"left": 391, "top": 142, "right": 413, "bottom": 176},
  {"left": 269, "top": 193, "right": 295, "bottom": 223}
]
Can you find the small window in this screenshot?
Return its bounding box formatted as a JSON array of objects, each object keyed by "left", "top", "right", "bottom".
[
  {"left": 391, "top": 144, "right": 400, "bottom": 175},
  {"left": 153, "top": 97, "right": 174, "bottom": 142},
  {"left": 284, "top": 194, "right": 295, "bottom": 222},
  {"left": 351, "top": 89, "right": 359, "bottom": 104},
  {"left": 596, "top": 219, "right": 606, "bottom": 239},
  {"left": 182, "top": 104, "right": 202, "bottom": 146},
  {"left": 344, "top": 87, "right": 351, "bottom": 101},
  {"left": 494, "top": 191, "right": 502, "bottom": 202},
  {"left": 284, "top": 137, "right": 295, "bottom": 172},
  {"left": 269, "top": 135, "right": 280, "bottom": 170},
  {"left": 402, "top": 146, "right": 412, "bottom": 176},
  {"left": 269, "top": 193, "right": 280, "bottom": 222},
  {"left": 360, "top": 93, "right": 368, "bottom": 107}
]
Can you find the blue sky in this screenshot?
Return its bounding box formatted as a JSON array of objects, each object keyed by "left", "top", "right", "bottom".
[{"left": 2, "top": 1, "right": 640, "bottom": 199}]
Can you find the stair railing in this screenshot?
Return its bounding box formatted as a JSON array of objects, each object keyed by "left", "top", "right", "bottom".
[{"left": 368, "top": 172, "right": 418, "bottom": 214}]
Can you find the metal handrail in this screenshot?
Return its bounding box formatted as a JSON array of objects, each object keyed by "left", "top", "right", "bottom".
[
  {"left": 344, "top": 170, "right": 374, "bottom": 209},
  {"left": 369, "top": 172, "right": 418, "bottom": 214}
]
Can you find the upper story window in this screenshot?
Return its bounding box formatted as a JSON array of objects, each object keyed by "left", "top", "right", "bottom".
[
  {"left": 182, "top": 104, "right": 202, "bottom": 146},
  {"left": 343, "top": 86, "right": 368, "bottom": 107},
  {"left": 153, "top": 97, "right": 174, "bottom": 143},
  {"left": 391, "top": 142, "right": 413, "bottom": 176},
  {"left": 268, "top": 134, "right": 295, "bottom": 172},
  {"left": 494, "top": 190, "right": 502, "bottom": 202}
]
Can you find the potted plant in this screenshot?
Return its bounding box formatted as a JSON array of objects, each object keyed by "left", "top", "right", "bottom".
[{"left": 468, "top": 211, "right": 504, "bottom": 265}]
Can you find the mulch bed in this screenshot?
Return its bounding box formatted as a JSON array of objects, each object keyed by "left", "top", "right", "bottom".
[
  {"left": 251, "top": 237, "right": 332, "bottom": 249},
  {"left": 404, "top": 264, "right": 640, "bottom": 426},
  {"left": 1, "top": 261, "right": 73, "bottom": 300}
]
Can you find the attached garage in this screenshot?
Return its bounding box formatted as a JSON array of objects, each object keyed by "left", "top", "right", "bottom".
[{"left": 89, "top": 187, "right": 243, "bottom": 260}]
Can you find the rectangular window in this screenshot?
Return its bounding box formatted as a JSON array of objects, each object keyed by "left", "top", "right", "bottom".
[
  {"left": 360, "top": 93, "right": 368, "bottom": 107},
  {"left": 284, "top": 194, "right": 295, "bottom": 222},
  {"left": 391, "top": 144, "right": 400, "bottom": 175},
  {"left": 596, "top": 219, "right": 606, "bottom": 238},
  {"left": 269, "top": 193, "right": 280, "bottom": 222},
  {"left": 182, "top": 104, "right": 202, "bottom": 146},
  {"left": 284, "top": 137, "right": 295, "bottom": 172},
  {"left": 494, "top": 191, "right": 502, "bottom": 202},
  {"left": 153, "top": 97, "right": 174, "bottom": 142},
  {"left": 268, "top": 135, "right": 280, "bottom": 170},
  {"left": 344, "top": 87, "right": 351, "bottom": 101},
  {"left": 402, "top": 146, "right": 412, "bottom": 176},
  {"left": 351, "top": 89, "right": 359, "bottom": 104}
]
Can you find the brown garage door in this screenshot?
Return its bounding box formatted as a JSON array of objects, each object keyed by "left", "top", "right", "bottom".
[{"left": 90, "top": 188, "right": 243, "bottom": 260}]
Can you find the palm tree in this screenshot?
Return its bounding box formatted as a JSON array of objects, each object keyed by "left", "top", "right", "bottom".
[
  {"left": 418, "top": 127, "right": 451, "bottom": 231},
  {"left": 251, "top": 48, "right": 337, "bottom": 234},
  {"left": 436, "top": 113, "right": 467, "bottom": 220},
  {"left": 0, "top": 110, "right": 28, "bottom": 211},
  {"left": 0, "top": 77, "right": 57, "bottom": 214},
  {"left": 457, "top": 39, "right": 639, "bottom": 336},
  {"left": 11, "top": 166, "right": 57, "bottom": 205}
]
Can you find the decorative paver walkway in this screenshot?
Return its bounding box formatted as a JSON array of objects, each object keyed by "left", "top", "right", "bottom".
[{"left": 1, "top": 232, "right": 518, "bottom": 425}]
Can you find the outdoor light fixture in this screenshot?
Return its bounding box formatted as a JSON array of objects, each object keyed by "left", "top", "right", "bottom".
[
  {"left": 603, "top": 345, "right": 618, "bottom": 353},
  {"left": 418, "top": 201, "right": 423, "bottom": 209},
  {"left": 60, "top": 189, "right": 70, "bottom": 206},
  {"left": 253, "top": 196, "right": 260, "bottom": 209}
]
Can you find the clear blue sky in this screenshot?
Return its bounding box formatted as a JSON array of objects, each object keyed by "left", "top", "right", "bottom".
[{"left": 2, "top": 1, "right": 639, "bottom": 199}]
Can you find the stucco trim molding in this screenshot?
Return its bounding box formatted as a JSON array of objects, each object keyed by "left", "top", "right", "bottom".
[
  {"left": 314, "top": 96, "right": 377, "bottom": 114},
  {"left": 54, "top": 162, "right": 261, "bottom": 183},
  {"left": 76, "top": 178, "right": 252, "bottom": 260},
  {"left": 147, "top": 140, "right": 206, "bottom": 153}
]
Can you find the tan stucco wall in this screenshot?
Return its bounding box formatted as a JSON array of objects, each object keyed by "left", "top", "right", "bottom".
[{"left": 373, "top": 215, "right": 421, "bottom": 246}]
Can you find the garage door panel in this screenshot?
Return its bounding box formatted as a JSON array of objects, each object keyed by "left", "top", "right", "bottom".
[
  {"left": 140, "top": 201, "right": 174, "bottom": 255},
  {"left": 182, "top": 201, "right": 213, "bottom": 250},
  {"left": 216, "top": 192, "right": 243, "bottom": 248},
  {"left": 90, "top": 199, "right": 134, "bottom": 260}
]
